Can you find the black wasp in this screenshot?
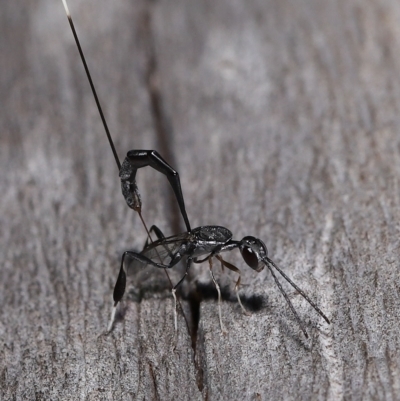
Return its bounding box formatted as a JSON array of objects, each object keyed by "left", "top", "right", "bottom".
[
  {"left": 112, "top": 222, "right": 330, "bottom": 338},
  {"left": 61, "top": 0, "right": 330, "bottom": 339}
]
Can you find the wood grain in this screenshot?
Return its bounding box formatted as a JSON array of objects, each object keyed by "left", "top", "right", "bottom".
[{"left": 1, "top": 0, "right": 400, "bottom": 400}]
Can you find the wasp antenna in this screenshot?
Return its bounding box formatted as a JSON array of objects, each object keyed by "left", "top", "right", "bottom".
[
  {"left": 61, "top": 0, "right": 121, "bottom": 170},
  {"left": 264, "top": 261, "right": 309, "bottom": 338},
  {"left": 266, "top": 257, "right": 331, "bottom": 325}
]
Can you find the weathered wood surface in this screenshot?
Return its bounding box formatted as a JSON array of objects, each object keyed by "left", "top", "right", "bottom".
[{"left": 1, "top": 0, "right": 400, "bottom": 399}]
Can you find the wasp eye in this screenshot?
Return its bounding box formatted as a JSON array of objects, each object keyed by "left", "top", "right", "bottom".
[{"left": 241, "top": 246, "right": 260, "bottom": 270}]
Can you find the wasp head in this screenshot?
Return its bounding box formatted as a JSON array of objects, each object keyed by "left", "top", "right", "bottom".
[{"left": 239, "top": 236, "right": 268, "bottom": 272}]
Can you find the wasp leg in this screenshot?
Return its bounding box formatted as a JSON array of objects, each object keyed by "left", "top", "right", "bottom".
[
  {"left": 144, "top": 224, "right": 166, "bottom": 248},
  {"left": 143, "top": 224, "right": 170, "bottom": 262},
  {"left": 169, "top": 256, "right": 193, "bottom": 333},
  {"left": 143, "top": 225, "right": 174, "bottom": 262},
  {"left": 143, "top": 224, "right": 187, "bottom": 336},
  {"left": 215, "top": 255, "right": 250, "bottom": 316},
  {"left": 107, "top": 251, "right": 173, "bottom": 332},
  {"left": 144, "top": 224, "right": 190, "bottom": 337},
  {"left": 208, "top": 257, "right": 227, "bottom": 334}
]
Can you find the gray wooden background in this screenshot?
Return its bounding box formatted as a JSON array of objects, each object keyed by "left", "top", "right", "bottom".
[{"left": 1, "top": 0, "right": 400, "bottom": 399}]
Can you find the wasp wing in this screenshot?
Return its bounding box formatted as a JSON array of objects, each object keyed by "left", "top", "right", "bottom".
[{"left": 126, "top": 232, "right": 191, "bottom": 270}]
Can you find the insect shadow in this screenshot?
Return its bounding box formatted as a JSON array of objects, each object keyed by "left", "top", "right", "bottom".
[{"left": 193, "top": 280, "right": 265, "bottom": 313}]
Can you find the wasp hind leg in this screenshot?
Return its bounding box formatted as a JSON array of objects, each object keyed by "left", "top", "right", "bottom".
[{"left": 107, "top": 251, "right": 171, "bottom": 332}]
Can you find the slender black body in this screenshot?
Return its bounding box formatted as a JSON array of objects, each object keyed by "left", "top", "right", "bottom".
[
  {"left": 120, "top": 150, "right": 191, "bottom": 232},
  {"left": 113, "top": 225, "right": 330, "bottom": 338},
  {"left": 61, "top": 0, "right": 329, "bottom": 338}
]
